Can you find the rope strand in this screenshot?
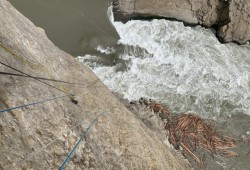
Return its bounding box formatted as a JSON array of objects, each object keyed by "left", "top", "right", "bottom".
[
  {"left": 0, "top": 94, "right": 71, "bottom": 113},
  {"left": 0, "top": 42, "right": 105, "bottom": 169},
  {"left": 59, "top": 111, "right": 105, "bottom": 170},
  {"left": 10, "top": 114, "right": 91, "bottom": 170},
  {"left": 0, "top": 71, "right": 86, "bottom": 86},
  {"left": 0, "top": 61, "right": 73, "bottom": 96},
  {"left": 0, "top": 41, "right": 72, "bottom": 95}
]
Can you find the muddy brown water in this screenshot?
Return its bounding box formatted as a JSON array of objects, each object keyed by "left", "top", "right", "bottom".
[{"left": 9, "top": 0, "right": 119, "bottom": 56}]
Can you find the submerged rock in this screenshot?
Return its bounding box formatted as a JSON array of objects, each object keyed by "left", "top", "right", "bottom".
[
  {"left": 113, "top": 0, "right": 250, "bottom": 44},
  {"left": 0, "top": 0, "right": 190, "bottom": 169}
]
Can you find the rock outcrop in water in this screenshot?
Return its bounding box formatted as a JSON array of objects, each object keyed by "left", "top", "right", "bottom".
[
  {"left": 0, "top": 0, "right": 190, "bottom": 169},
  {"left": 113, "top": 0, "right": 250, "bottom": 44}
]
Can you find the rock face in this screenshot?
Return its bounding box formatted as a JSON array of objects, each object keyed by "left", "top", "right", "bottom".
[
  {"left": 0, "top": 0, "right": 190, "bottom": 169},
  {"left": 113, "top": 0, "right": 250, "bottom": 44}
]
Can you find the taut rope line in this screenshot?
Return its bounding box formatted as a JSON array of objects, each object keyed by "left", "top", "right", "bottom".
[
  {"left": 0, "top": 42, "right": 70, "bottom": 96},
  {"left": 59, "top": 111, "right": 106, "bottom": 170}
]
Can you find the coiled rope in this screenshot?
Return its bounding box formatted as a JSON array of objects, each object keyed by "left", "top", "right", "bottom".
[{"left": 59, "top": 111, "right": 105, "bottom": 170}]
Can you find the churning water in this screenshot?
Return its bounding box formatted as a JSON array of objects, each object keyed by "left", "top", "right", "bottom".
[
  {"left": 79, "top": 8, "right": 250, "bottom": 119},
  {"left": 77, "top": 7, "right": 250, "bottom": 169}
]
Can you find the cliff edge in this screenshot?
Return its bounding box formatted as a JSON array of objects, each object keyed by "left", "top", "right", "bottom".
[
  {"left": 0, "top": 0, "right": 190, "bottom": 169},
  {"left": 113, "top": 0, "right": 250, "bottom": 44}
]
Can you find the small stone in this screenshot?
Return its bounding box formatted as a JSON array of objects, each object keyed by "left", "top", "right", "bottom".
[
  {"left": 69, "top": 137, "right": 76, "bottom": 146},
  {"left": 63, "top": 134, "right": 68, "bottom": 138}
]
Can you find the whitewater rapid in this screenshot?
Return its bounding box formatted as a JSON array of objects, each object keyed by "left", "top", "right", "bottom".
[{"left": 78, "top": 9, "right": 250, "bottom": 121}]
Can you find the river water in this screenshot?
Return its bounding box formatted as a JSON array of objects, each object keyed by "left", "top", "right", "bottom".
[
  {"left": 10, "top": 1, "right": 250, "bottom": 169},
  {"left": 79, "top": 8, "right": 250, "bottom": 170},
  {"left": 9, "top": 0, "right": 119, "bottom": 56}
]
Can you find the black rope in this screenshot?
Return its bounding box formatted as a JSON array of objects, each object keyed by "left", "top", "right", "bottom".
[
  {"left": 0, "top": 61, "right": 73, "bottom": 96},
  {"left": 0, "top": 71, "right": 86, "bottom": 86}
]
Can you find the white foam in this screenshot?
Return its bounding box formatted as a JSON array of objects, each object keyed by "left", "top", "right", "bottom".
[
  {"left": 80, "top": 7, "right": 250, "bottom": 117},
  {"left": 96, "top": 45, "right": 115, "bottom": 54},
  {"left": 76, "top": 55, "right": 103, "bottom": 68}
]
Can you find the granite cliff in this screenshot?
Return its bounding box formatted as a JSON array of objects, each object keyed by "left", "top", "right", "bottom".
[{"left": 113, "top": 0, "right": 250, "bottom": 44}]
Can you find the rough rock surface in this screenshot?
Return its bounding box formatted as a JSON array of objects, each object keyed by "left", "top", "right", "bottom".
[
  {"left": 113, "top": 0, "right": 250, "bottom": 44},
  {"left": 0, "top": 0, "right": 190, "bottom": 169}
]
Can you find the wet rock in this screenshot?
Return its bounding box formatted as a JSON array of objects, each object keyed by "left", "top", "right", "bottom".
[
  {"left": 218, "top": 0, "right": 250, "bottom": 44},
  {"left": 113, "top": 0, "right": 250, "bottom": 44}
]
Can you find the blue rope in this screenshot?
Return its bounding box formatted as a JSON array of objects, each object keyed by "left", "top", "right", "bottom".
[
  {"left": 59, "top": 112, "right": 105, "bottom": 170},
  {"left": 0, "top": 94, "right": 71, "bottom": 113}
]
